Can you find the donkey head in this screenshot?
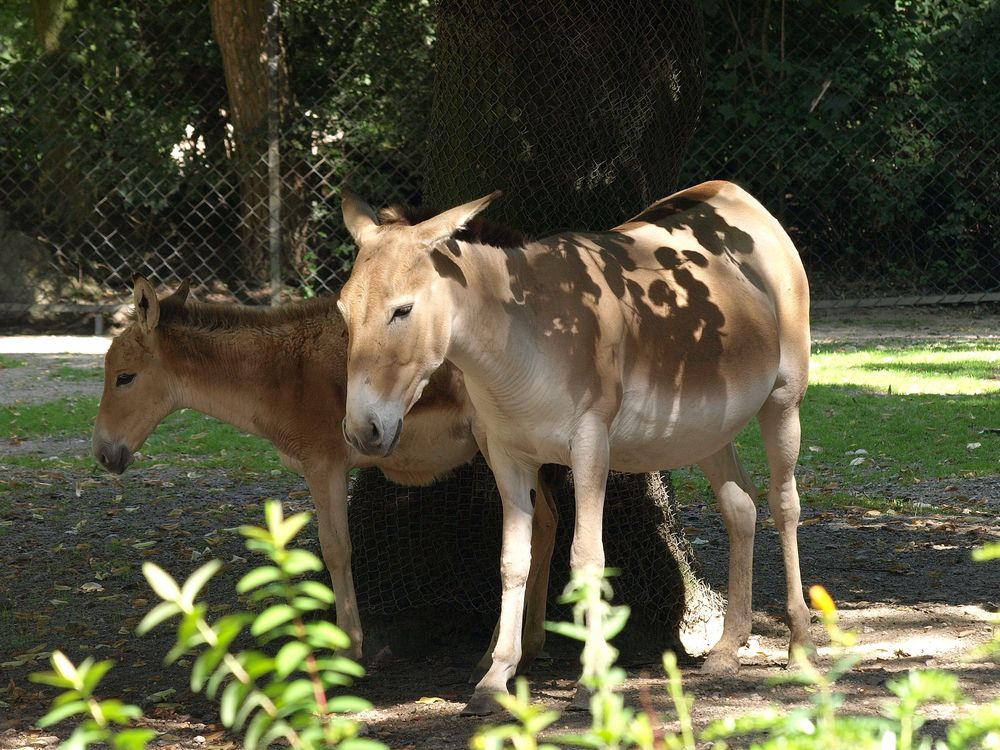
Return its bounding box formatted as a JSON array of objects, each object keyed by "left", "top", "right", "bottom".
[
  {"left": 337, "top": 188, "right": 499, "bottom": 456},
  {"left": 92, "top": 275, "right": 189, "bottom": 474}
]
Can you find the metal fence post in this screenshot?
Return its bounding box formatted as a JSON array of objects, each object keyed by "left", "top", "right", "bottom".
[{"left": 267, "top": 0, "right": 282, "bottom": 305}]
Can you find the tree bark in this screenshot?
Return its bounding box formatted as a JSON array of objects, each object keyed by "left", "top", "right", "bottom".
[
  {"left": 208, "top": 0, "right": 283, "bottom": 287},
  {"left": 426, "top": 0, "right": 705, "bottom": 234}
]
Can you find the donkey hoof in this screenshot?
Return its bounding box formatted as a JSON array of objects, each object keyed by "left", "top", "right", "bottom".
[
  {"left": 568, "top": 685, "right": 593, "bottom": 712},
  {"left": 701, "top": 650, "right": 741, "bottom": 676},
  {"left": 461, "top": 690, "right": 502, "bottom": 716}
]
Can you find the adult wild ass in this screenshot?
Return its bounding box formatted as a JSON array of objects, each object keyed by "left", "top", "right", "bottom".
[
  {"left": 91, "top": 275, "right": 558, "bottom": 673},
  {"left": 337, "top": 180, "right": 814, "bottom": 713}
]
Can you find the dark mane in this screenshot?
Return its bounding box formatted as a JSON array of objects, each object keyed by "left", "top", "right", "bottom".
[
  {"left": 149, "top": 294, "right": 341, "bottom": 333},
  {"left": 378, "top": 204, "right": 526, "bottom": 249}
]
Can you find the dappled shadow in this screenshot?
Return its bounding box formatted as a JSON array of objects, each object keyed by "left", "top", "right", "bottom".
[{"left": 491, "top": 192, "right": 775, "bottom": 436}]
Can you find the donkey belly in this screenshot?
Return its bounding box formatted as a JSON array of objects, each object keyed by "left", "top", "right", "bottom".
[{"left": 607, "top": 371, "right": 775, "bottom": 473}]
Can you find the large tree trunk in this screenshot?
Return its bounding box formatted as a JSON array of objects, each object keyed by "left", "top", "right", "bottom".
[
  {"left": 426, "top": 0, "right": 706, "bottom": 234},
  {"left": 209, "top": 0, "right": 305, "bottom": 290}
]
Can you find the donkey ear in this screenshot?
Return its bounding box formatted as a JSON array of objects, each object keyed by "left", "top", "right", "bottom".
[
  {"left": 132, "top": 274, "right": 160, "bottom": 333},
  {"left": 165, "top": 278, "right": 191, "bottom": 306},
  {"left": 415, "top": 191, "right": 502, "bottom": 244},
  {"left": 342, "top": 188, "right": 379, "bottom": 245}
]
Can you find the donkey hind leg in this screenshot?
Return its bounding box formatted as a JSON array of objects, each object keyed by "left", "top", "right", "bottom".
[
  {"left": 469, "top": 473, "right": 558, "bottom": 683},
  {"left": 698, "top": 443, "right": 758, "bottom": 675},
  {"left": 464, "top": 454, "right": 537, "bottom": 716},
  {"left": 758, "top": 394, "right": 813, "bottom": 660}
]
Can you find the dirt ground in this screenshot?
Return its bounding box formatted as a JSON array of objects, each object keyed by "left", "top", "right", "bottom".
[{"left": 1, "top": 306, "right": 998, "bottom": 749}]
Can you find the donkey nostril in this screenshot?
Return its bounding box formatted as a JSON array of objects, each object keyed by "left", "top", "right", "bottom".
[{"left": 369, "top": 419, "right": 381, "bottom": 442}]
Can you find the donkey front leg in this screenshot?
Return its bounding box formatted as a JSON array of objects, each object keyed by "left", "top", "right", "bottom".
[
  {"left": 567, "top": 418, "right": 611, "bottom": 710},
  {"left": 305, "top": 464, "right": 363, "bottom": 661},
  {"left": 470, "top": 472, "right": 558, "bottom": 683},
  {"left": 463, "top": 452, "right": 537, "bottom": 716},
  {"left": 698, "top": 443, "right": 758, "bottom": 675}
]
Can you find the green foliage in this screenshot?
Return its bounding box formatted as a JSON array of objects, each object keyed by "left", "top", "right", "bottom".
[
  {"left": 29, "top": 651, "right": 155, "bottom": 750},
  {"left": 475, "top": 567, "right": 1000, "bottom": 750},
  {"left": 32, "top": 501, "right": 383, "bottom": 750},
  {"left": 0, "top": 354, "right": 26, "bottom": 369},
  {"left": 684, "top": 0, "right": 1000, "bottom": 298}
]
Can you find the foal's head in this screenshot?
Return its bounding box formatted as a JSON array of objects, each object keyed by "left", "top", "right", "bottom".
[
  {"left": 92, "top": 276, "right": 188, "bottom": 474},
  {"left": 337, "top": 189, "right": 499, "bottom": 456}
]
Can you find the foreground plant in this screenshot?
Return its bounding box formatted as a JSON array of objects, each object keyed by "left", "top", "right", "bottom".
[
  {"left": 476, "top": 567, "right": 1000, "bottom": 750},
  {"left": 32, "top": 501, "right": 383, "bottom": 750}
]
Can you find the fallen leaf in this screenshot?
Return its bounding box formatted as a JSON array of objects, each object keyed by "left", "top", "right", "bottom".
[{"left": 416, "top": 696, "right": 445, "bottom": 704}]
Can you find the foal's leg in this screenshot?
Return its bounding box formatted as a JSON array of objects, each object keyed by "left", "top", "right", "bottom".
[
  {"left": 758, "top": 394, "right": 813, "bottom": 658},
  {"left": 306, "top": 464, "right": 363, "bottom": 660},
  {"left": 470, "top": 474, "right": 558, "bottom": 681},
  {"left": 698, "top": 443, "right": 758, "bottom": 675},
  {"left": 521, "top": 476, "right": 558, "bottom": 667},
  {"left": 464, "top": 451, "right": 537, "bottom": 715}
]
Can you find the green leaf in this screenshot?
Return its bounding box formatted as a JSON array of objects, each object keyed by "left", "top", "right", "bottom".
[
  {"left": 180, "top": 559, "right": 222, "bottom": 606},
  {"left": 244, "top": 711, "right": 273, "bottom": 750},
  {"left": 281, "top": 549, "right": 324, "bottom": 576},
  {"left": 305, "top": 620, "right": 351, "bottom": 651},
  {"left": 220, "top": 680, "right": 247, "bottom": 727},
  {"left": 275, "top": 678, "right": 313, "bottom": 708},
  {"left": 236, "top": 566, "right": 282, "bottom": 594},
  {"left": 28, "top": 671, "right": 74, "bottom": 689},
  {"left": 142, "top": 562, "right": 181, "bottom": 602},
  {"left": 37, "top": 699, "right": 88, "bottom": 727},
  {"left": 96, "top": 699, "right": 142, "bottom": 725},
  {"left": 250, "top": 604, "right": 297, "bottom": 636},
  {"left": 314, "top": 656, "right": 365, "bottom": 678},
  {"left": 80, "top": 659, "right": 115, "bottom": 696},
  {"left": 326, "top": 695, "right": 372, "bottom": 713},
  {"left": 206, "top": 661, "right": 233, "bottom": 699},
  {"left": 111, "top": 728, "right": 157, "bottom": 750},
  {"left": 274, "top": 511, "right": 312, "bottom": 547},
  {"left": 545, "top": 621, "right": 589, "bottom": 641},
  {"left": 233, "top": 692, "right": 263, "bottom": 731},
  {"left": 274, "top": 641, "right": 311, "bottom": 680},
  {"left": 136, "top": 601, "right": 181, "bottom": 635},
  {"left": 603, "top": 605, "right": 631, "bottom": 640},
  {"left": 297, "top": 580, "right": 336, "bottom": 604},
  {"left": 338, "top": 739, "right": 390, "bottom": 750},
  {"left": 52, "top": 650, "right": 81, "bottom": 683}
]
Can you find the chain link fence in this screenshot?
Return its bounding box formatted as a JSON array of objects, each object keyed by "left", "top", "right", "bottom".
[{"left": 1, "top": 0, "right": 997, "bottom": 325}]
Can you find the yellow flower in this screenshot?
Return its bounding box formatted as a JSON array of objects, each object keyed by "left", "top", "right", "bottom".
[{"left": 809, "top": 584, "right": 837, "bottom": 616}]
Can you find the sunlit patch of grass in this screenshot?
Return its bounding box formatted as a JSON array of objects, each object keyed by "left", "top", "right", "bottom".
[
  {"left": 1, "top": 397, "right": 100, "bottom": 439},
  {"left": 681, "top": 341, "right": 1000, "bottom": 512},
  {"left": 810, "top": 341, "right": 1000, "bottom": 395}
]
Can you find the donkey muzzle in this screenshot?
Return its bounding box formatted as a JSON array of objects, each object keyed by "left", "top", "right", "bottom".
[
  {"left": 343, "top": 413, "right": 403, "bottom": 457},
  {"left": 95, "top": 441, "right": 133, "bottom": 475}
]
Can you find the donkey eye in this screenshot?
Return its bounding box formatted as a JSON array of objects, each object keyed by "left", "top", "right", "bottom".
[
  {"left": 390, "top": 303, "right": 413, "bottom": 323},
  {"left": 116, "top": 373, "right": 136, "bottom": 387}
]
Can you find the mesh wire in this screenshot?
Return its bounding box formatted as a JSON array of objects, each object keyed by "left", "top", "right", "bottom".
[
  {"left": 425, "top": 0, "right": 705, "bottom": 235},
  {"left": 348, "top": 457, "right": 722, "bottom": 657},
  {"left": 2, "top": 2, "right": 997, "bottom": 313}
]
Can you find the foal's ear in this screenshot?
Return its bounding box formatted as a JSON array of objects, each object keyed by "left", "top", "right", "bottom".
[
  {"left": 132, "top": 274, "right": 161, "bottom": 333},
  {"left": 341, "top": 188, "right": 379, "bottom": 245},
  {"left": 415, "top": 191, "right": 502, "bottom": 245},
  {"left": 165, "top": 278, "right": 191, "bottom": 306}
]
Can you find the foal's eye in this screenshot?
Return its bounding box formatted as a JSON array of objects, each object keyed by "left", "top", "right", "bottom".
[
  {"left": 390, "top": 303, "right": 413, "bottom": 323},
  {"left": 115, "top": 373, "right": 136, "bottom": 387}
]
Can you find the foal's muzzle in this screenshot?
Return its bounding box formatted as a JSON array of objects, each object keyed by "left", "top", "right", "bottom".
[{"left": 95, "top": 441, "right": 133, "bottom": 475}]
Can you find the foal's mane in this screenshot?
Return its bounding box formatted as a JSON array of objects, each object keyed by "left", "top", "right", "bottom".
[
  {"left": 378, "top": 204, "right": 526, "bottom": 249},
  {"left": 151, "top": 294, "right": 340, "bottom": 333}
]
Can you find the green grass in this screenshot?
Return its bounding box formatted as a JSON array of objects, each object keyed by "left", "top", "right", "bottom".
[
  {"left": 0, "top": 354, "right": 26, "bottom": 369},
  {"left": 5, "top": 340, "right": 998, "bottom": 511},
  {"left": 47, "top": 365, "right": 103, "bottom": 382},
  {"left": 1, "top": 397, "right": 283, "bottom": 474},
  {"left": 676, "top": 340, "right": 1000, "bottom": 512}
]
